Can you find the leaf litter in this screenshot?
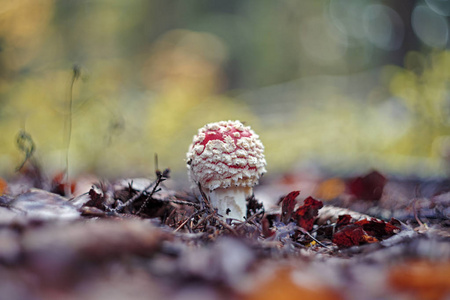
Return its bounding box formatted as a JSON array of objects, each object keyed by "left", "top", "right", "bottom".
[{"left": 0, "top": 168, "right": 449, "bottom": 300}]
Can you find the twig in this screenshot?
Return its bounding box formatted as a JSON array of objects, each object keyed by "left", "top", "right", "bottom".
[
  {"left": 115, "top": 185, "right": 151, "bottom": 212},
  {"left": 213, "top": 216, "right": 239, "bottom": 236},
  {"left": 174, "top": 210, "right": 203, "bottom": 232},
  {"left": 174, "top": 213, "right": 190, "bottom": 232},
  {"left": 298, "top": 227, "right": 330, "bottom": 249},
  {"left": 235, "top": 212, "right": 263, "bottom": 232},
  {"left": 115, "top": 179, "right": 159, "bottom": 212},
  {"left": 167, "top": 199, "right": 201, "bottom": 208},
  {"left": 136, "top": 170, "right": 169, "bottom": 215},
  {"left": 413, "top": 186, "right": 425, "bottom": 227},
  {"left": 154, "top": 153, "right": 159, "bottom": 172},
  {"left": 198, "top": 183, "right": 213, "bottom": 212},
  {"left": 246, "top": 211, "right": 264, "bottom": 224},
  {"left": 192, "top": 213, "right": 214, "bottom": 231},
  {"left": 63, "top": 65, "right": 81, "bottom": 197},
  {"left": 114, "top": 167, "right": 171, "bottom": 214}
]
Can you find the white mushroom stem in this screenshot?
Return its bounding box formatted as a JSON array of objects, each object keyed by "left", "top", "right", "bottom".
[{"left": 208, "top": 186, "right": 252, "bottom": 221}]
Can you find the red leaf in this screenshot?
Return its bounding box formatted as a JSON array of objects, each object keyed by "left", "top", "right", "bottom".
[
  {"left": 355, "top": 218, "right": 400, "bottom": 239},
  {"left": 294, "top": 196, "right": 323, "bottom": 231},
  {"left": 281, "top": 191, "right": 300, "bottom": 223},
  {"left": 333, "top": 218, "right": 400, "bottom": 248},
  {"left": 332, "top": 224, "right": 366, "bottom": 248},
  {"left": 336, "top": 214, "right": 352, "bottom": 228},
  {"left": 261, "top": 217, "right": 275, "bottom": 238},
  {"left": 347, "top": 170, "right": 387, "bottom": 201}
]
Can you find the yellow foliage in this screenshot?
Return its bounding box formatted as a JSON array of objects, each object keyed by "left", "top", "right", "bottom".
[
  {"left": 0, "top": 0, "right": 54, "bottom": 70},
  {"left": 389, "top": 50, "right": 450, "bottom": 158},
  {"left": 0, "top": 1, "right": 448, "bottom": 179},
  {"left": 391, "top": 51, "right": 450, "bottom": 123}
]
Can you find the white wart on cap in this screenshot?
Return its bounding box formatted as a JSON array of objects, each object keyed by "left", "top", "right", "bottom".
[{"left": 187, "top": 120, "right": 266, "bottom": 221}]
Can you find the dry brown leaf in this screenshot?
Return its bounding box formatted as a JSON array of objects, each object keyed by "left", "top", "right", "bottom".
[
  {"left": 389, "top": 260, "right": 450, "bottom": 300},
  {"left": 241, "top": 268, "right": 342, "bottom": 300},
  {"left": 314, "top": 178, "right": 346, "bottom": 201}
]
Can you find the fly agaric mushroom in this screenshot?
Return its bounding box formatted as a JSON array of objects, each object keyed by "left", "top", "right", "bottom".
[{"left": 187, "top": 120, "right": 266, "bottom": 221}]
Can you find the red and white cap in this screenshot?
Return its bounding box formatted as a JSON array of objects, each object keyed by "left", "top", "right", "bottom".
[{"left": 187, "top": 120, "right": 266, "bottom": 191}]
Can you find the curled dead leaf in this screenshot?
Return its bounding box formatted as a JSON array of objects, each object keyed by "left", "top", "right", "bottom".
[
  {"left": 281, "top": 191, "right": 300, "bottom": 223},
  {"left": 295, "top": 197, "right": 323, "bottom": 232},
  {"left": 347, "top": 170, "right": 386, "bottom": 201}
]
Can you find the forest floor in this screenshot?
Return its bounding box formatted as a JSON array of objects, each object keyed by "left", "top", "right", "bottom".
[{"left": 0, "top": 167, "right": 449, "bottom": 300}]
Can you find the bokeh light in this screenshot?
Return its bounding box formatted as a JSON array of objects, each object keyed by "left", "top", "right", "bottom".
[
  {"left": 425, "top": 0, "right": 450, "bottom": 16},
  {"left": 363, "top": 4, "right": 404, "bottom": 51},
  {"left": 412, "top": 4, "right": 449, "bottom": 48},
  {"left": 0, "top": 0, "right": 449, "bottom": 184}
]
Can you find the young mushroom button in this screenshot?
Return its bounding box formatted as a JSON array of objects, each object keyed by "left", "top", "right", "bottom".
[{"left": 187, "top": 120, "right": 267, "bottom": 221}]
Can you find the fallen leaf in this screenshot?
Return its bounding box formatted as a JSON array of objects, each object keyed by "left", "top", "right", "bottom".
[
  {"left": 294, "top": 197, "right": 323, "bottom": 231},
  {"left": 281, "top": 191, "right": 300, "bottom": 223},
  {"left": 83, "top": 187, "right": 106, "bottom": 210},
  {"left": 242, "top": 268, "right": 342, "bottom": 300},
  {"left": 11, "top": 189, "right": 80, "bottom": 221},
  {"left": 389, "top": 260, "right": 450, "bottom": 300},
  {"left": 336, "top": 214, "right": 352, "bottom": 228},
  {"left": 261, "top": 216, "right": 275, "bottom": 238},
  {"left": 332, "top": 224, "right": 366, "bottom": 248},
  {"left": 22, "top": 219, "right": 169, "bottom": 286},
  {"left": 332, "top": 217, "right": 399, "bottom": 248},
  {"left": 314, "top": 178, "right": 346, "bottom": 200},
  {"left": 347, "top": 170, "right": 386, "bottom": 201},
  {"left": 355, "top": 218, "right": 400, "bottom": 239}
]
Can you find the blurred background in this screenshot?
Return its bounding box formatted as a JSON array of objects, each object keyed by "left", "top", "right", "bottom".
[{"left": 0, "top": 0, "right": 449, "bottom": 187}]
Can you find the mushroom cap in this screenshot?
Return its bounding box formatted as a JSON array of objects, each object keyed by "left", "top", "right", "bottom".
[{"left": 187, "top": 120, "right": 266, "bottom": 191}]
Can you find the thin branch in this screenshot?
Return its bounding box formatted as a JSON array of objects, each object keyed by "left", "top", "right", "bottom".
[
  {"left": 115, "top": 180, "right": 157, "bottom": 212},
  {"left": 413, "top": 186, "right": 425, "bottom": 227},
  {"left": 192, "top": 213, "right": 214, "bottom": 231},
  {"left": 159, "top": 198, "right": 201, "bottom": 209},
  {"left": 136, "top": 172, "right": 168, "bottom": 215},
  {"left": 63, "top": 65, "right": 81, "bottom": 197},
  {"left": 174, "top": 210, "right": 203, "bottom": 232},
  {"left": 213, "top": 216, "right": 239, "bottom": 236},
  {"left": 154, "top": 153, "right": 159, "bottom": 172},
  {"left": 198, "top": 182, "right": 213, "bottom": 212},
  {"left": 235, "top": 212, "right": 263, "bottom": 232},
  {"left": 297, "top": 227, "right": 330, "bottom": 249}
]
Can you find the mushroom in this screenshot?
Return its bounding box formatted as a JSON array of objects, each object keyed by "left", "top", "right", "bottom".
[{"left": 187, "top": 120, "right": 266, "bottom": 221}]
